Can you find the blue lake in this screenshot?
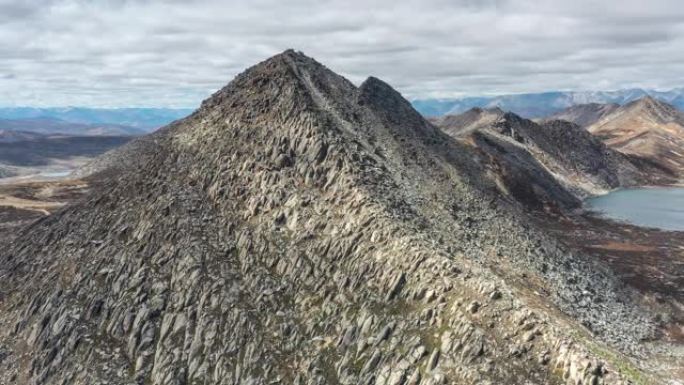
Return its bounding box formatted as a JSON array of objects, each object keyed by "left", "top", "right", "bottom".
[{"left": 585, "top": 187, "right": 684, "bottom": 231}]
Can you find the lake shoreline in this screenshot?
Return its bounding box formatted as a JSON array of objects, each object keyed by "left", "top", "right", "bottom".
[{"left": 584, "top": 186, "right": 684, "bottom": 232}]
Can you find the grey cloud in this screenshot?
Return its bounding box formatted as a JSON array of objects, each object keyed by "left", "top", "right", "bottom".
[
  {"left": 0, "top": 0, "right": 46, "bottom": 21},
  {"left": 0, "top": 0, "right": 682, "bottom": 106}
]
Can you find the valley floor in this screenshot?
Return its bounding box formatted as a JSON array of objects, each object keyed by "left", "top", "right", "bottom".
[
  {"left": 0, "top": 134, "right": 133, "bottom": 180},
  {"left": 0, "top": 177, "right": 91, "bottom": 243}
]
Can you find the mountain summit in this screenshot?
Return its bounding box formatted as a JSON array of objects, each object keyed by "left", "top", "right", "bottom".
[
  {"left": 586, "top": 96, "right": 684, "bottom": 176},
  {"left": 544, "top": 103, "right": 620, "bottom": 127},
  {"left": 0, "top": 51, "right": 668, "bottom": 384}
]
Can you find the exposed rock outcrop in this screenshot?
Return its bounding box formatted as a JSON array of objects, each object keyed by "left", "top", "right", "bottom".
[
  {"left": 0, "top": 50, "right": 669, "bottom": 384},
  {"left": 434, "top": 108, "right": 673, "bottom": 207}
]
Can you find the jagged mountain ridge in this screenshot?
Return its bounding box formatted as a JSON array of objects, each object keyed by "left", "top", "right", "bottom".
[
  {"left": 586, "top": 97, "right": 684, "bottom": 176},
  {"left": 412, "top": 88, "right": 684, "bottom": 118},
  {"left": 429, "top": 107, "right": 504, "bottom": 137},
  {"left": 431, "top": 108, "right": 581, "bottom": 207},
  {"left": 544, "top": 103, "right": 620, "bottom": 128},
  {"left": 432, "top": 108, "right": 670, "bottom": 203},
  {"left": 0, "top": 51, "right": 665, "bottom": 384}
]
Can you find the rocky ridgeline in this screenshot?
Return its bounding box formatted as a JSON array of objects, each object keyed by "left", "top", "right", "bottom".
[
  {"left": 434, "top": 108, "right": 673, "bottom": 208},
  {"left": 545, "top": 103, "right": 620, "bottom": 128},
  {"left": 587, "top": 96, "right": 684, "bottom": 178},
  {"left": 429, "top": 107, "right": 505, "bottom": 137},
  {"left": 0, "top": 51, "right": 664, "bottom": 384}
]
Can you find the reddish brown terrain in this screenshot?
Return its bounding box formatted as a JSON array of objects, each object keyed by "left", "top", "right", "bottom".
[
  {"left": 586, "top": 97, "right": 684, "bottom": 177},
  {"left": 539, "top": 212, "right": 684, "bottom": 381},
  {"left": 545, "top": 103, "right": 620, "bottom": 128},
  {"left": 0, "top": 178, "right": 91, "bottom": 243},
  {"left": 539, "top": 213, "right": 684, "bottom": 336}
]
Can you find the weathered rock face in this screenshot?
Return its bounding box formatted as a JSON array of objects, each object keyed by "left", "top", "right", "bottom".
[
  {"left": 434, "top": 108, "right": 673, "bottom": 207},
  {"left": 0, "top": 51, "right": 666, "bottom": 384}
]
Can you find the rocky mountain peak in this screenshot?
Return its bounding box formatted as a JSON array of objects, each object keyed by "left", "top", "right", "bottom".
[
  {"left": 494, "top": 111, "right": 531, "bottom": 135},
  {"left": 430, "top": 106, "right": 504, "bottom": 136},
  {"left": 235, "top": 49, "right": 329, "bottom": 82},
  {"left": 0, "top": 51, "right": 668, "bottom": 385},
  {"left": 484, "top": 106, "right": 505, "bottom": 115},
  {"left": 544, "top": 103, "right": 620, "bottom": 127},
  {"left": 358, "top": 76, "right": 410, "bottom": 111},
  {"left": 623, "top": 95, "right": 682, "bottom": 123},
  {"left": 587, "top": 95, "right": 684, "bottom": 176},
  {"left": 358, "top": 76, "right": 441, "bottom": 138},
  {"left": 463, "top": 106, "right": 505, "bottom": 121},
  {"left": 198, "top": 49, "right": 356, "bottom": 123},
  {"left": 636, "top": 95, "right": 669, "bottom": 108}
]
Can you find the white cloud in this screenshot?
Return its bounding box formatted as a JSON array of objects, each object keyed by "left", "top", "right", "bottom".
[{"left": 0, "top": 0, "right": 682, "bottom": 107}]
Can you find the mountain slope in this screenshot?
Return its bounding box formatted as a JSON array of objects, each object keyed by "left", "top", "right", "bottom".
[
  {"left": 433, "top": 108, "right": 670, "bottom": 203},
  {"left": 412, "top": 88, "right": 684, "bottom": 118},
  {"left": 544, "top": 103, "right": 620, "bottom": 127},
  {"left": 429, "top": 107, "right": 504, "bottom": 136},
  {"left": 587, "top": 97, "right": 684, "bottom": 176},
  {"left": 0, "top": 51, "right": 667, "bottom": 384}
]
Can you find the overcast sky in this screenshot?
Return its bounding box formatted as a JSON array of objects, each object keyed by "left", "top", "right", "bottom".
[{"left": 1, "top": 0, "right": 683, "bottom": 107}]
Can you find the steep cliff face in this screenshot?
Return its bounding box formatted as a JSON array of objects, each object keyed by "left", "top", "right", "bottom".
[{"left": 0, "top": 51, "right": 666, "bottom": 384}]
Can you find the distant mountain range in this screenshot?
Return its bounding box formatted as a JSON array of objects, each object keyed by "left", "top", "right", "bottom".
[
  {"left": 0, "top": 129, "right": 45, "bottom": 143},
  {"left": 0, "top": 107, "right": 192, "bottom": 177},
  {"left": 0, "top": 107, "right": 193, "bottom": 132},
  {"left": 412, "top": 88, "right": 684, "bottom": 118},
  {"left": 550, "top": 96, "right": 684, "bottom": 176},
  {"left": 430, "top": 104, "right": 673, "bottom": 204},
  {"left": 0, "top": 117, "right": 147, "bottom": 136},
  {"left": 432, "top": 95, "right": 684, "bottom": 184}
]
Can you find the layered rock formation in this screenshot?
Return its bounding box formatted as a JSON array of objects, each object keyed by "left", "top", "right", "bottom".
[{"left": 0, "top": 51, "right": 672, "bottom": 384}]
